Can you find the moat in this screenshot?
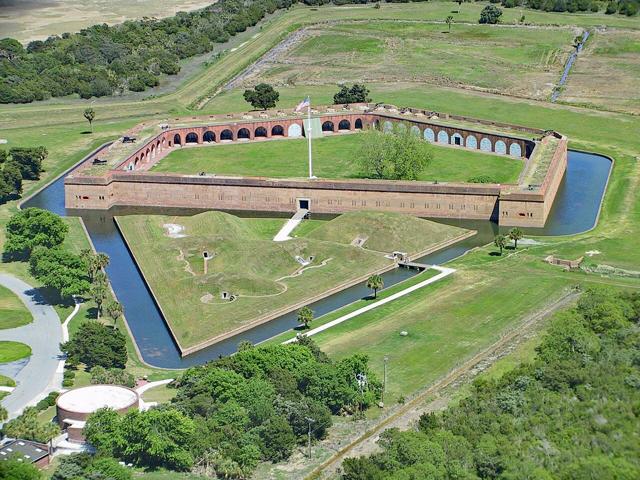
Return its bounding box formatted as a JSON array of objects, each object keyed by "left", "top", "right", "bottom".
[{"left": 24, "top": 149, "right": 611, "bottom": 369}]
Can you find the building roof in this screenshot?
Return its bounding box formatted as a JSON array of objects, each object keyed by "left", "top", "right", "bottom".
[
  {"left": 56, "top": 385, "right": 139, "bottom": 414},
  {"left": 0, "top": 439, "right": 49, "bottom": 464}
]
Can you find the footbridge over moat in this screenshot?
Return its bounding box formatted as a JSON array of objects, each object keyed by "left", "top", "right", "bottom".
[{"left": 64, "top": 103, "right": 567, "bottom": 228}]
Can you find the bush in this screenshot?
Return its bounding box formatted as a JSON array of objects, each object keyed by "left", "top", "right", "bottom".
[
  {"left": 90, "top": 366, "right": 136, "bottom": 388},
  {"left": 60, "top": 321, "right": 128, "bottom": 369},
  {"left": 35, "top": 391, "right": 60, "bottom": 411},
  {"left": 467, "top": 175, "right": 498, "bottom": 183},
  {"left": 479, "top": 4, "right": 503, "bottom": 23}
]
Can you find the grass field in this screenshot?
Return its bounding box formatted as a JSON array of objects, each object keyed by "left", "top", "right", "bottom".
[
  {"left": 252, "top": 21, "right": 576, "bottom": 100},
  {"left": 116, "top": 210, "right": 467, "bottom": 350},
  {"left": 0, "top": 285, "right": 32, "bottom": 330},
  {"left": 152, "top": 133, "right": 524, "bottom": 184},
  {"left": 561, "top": 29, "right": 640, "bottom": 114},
  {"left": 0, "top": 341, "right": 32, "bottom": 363}
]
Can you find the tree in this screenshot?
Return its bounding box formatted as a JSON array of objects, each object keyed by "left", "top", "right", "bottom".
[
  {"left": 83, "top": 108, "right": 96, "bottom": 132},
  {"left": 479, "top": 4, "right": 503, "bottom": 24},
  {"left": 508, "top": 227, "right": 523, "bottom": 249},
  {"left": 367, "top": 274, "right": 384, "bottom": 299},
  {"left": 0, "top": 458, "right": 42, "bottom": 480},
  {"left": 4, "top": 208, "right": 68, "bottom": 257},
  {"left": 256, "top": 415, "right": 296, "bottom": 462},
  {"left": 333, "top": 84, "right": 371, "bottom": 104},
  {"left": 1, "top": 160, "right": 23, "bottom": 202},
  {"left": 29, "top": 246, "right": 91, "bottom": 298},
  {"left": 243, "top": 83, "right": 279, "bottom": 110},
  {"left": 2, "top": 406, "right": 60, "bottom": 443},
  {"left": 105, "top": 300, "right": 124, "bottom": 326},
  {"left": 494, "top": 234, "right": 507, "bottom": 255},
  {"left": 446, "top": 15, "right": 454, "bottom": 32},
  {"left": 9, "top": 147, "right": 47, "bottom": 180},
  {"left": 60, "top": 321, "right": 127, "bottom": 369},
  {"left": 90, "top": 271, "right": 109, "bottom": 319},
  {"left": 359, "top": 123, "right": 433, "bottom": 180},
  {"left": 298, "top": 306, "right": 314, "bottom": 329},
  {"left": 83, "top": 250, "right": 110, "bottom": 282}
]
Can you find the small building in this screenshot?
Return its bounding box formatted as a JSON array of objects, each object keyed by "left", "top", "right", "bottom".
[
  {"left": 0, "top": 439, "right": 50, "bottom": 468},
  {"left": 56, "top": 385, "right": 139, "bottom": 443}
]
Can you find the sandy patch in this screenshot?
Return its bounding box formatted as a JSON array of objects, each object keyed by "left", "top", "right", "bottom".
[{"left": 163, "top": 223, "right": 187, "bottom": 238}]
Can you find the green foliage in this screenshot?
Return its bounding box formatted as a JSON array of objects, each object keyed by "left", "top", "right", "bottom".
[
  {"left": 60, "top": 321, "right": 128, "bottom": 369},
  {"left": 342, "top": 288, "right": 640, "bottom": 479},
  {"left": 90, "top": 271, "right": 109, "bottom": 319},
  {"left": 2, "top": 406, "right": 60, "bottom": 443},
  {"left": 4, "top": 208, "right": 68, "bottom": 257},
  {"left": 333, "top": 83, "right": 371, "bottom": 104},
  {"left": 359, "top": 123, "right": 433, "bottom": 180},
  {"left": 243, "top": 83, "right": 280, "bottom": 110},
  {"left": 90, "top": 365, "right": 136, "bottom": 387},
  {"left": 6, "top": 147, "right": 47, "bottom": 180},
  {"left": 508, "top": 227, "right": 523, "bottom": 249},
  {"left": 84, "top": 341, "right": 377, "bottom": 477},
  {"left": 298, "top": 305, "right": 314, "bottom": 328},
  {"left": 479, "top": 4, "right": 503, "bottom": 24},
  {"left": 0, "top": 159, "right": 23, "bottom": 203},
  {"left": 523, "top": 0, "right": 638, "bottom": 15},
  {"left": 467, "top": 174, "right": 498, "bottom": 183},
  {"left": 30, "top": 246, "right": 91, "bottom": 298},
  {"left": 367, "top": 274, "right": 384, "bottom": 298},
  {"left": 83, "top": 108, "right": 96, "bottom": 132},
  {"left": 35, "top": 391, "right": 60, "bottom": 411},
  {"left": 494, "top": 234, "right": 507, "bottom": 255},
  {"left": 0, "top": 457, "right": 41, "bottom": 480},
  {"left": 85, "top": 408, "right": 196, "bottom": 471},
  {"left": 52, "top": 453, "right": 131, "bottom": 480}
]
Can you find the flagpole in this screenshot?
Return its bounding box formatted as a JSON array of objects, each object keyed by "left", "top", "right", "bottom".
[{"left": 307, "top": 99, "right": 314, "bottom": 179}]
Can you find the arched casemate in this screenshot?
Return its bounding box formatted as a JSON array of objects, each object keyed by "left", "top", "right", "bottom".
[
  {"left": 271, "top": 125, "right": 284, "bottom": 136},
  {"left": 203, "top": 131, "right": 216, "bottom": 143},
  {"left": 437, "top": 130, "right": 449, "bottom": 144},
  {"left": 220, "top": 129, "right": 234, "bottom": 141},
  {"left": 465, "top": 135, "right": 478, "bottom": 149},
  {"left": 322, "top": 121, "right": 335, "bottom": 132},
  {"left": 354, "top": 118, "right": 363, "bottom": 129},
  {"left": 451, "top": 133, "right": 463, "bottom": 146},
  {"left": 410, "top": 125, "right": 421, "bottom": 137},
  {"left": 480, "top": 137, "right": 492, "bottom": 152},
  {"left": 509, "top": 143, "right": 522, "bottom": 157},
  {"left": 338, "top": 119, "right": 351, "bottom": 130},
  {"left": 288, "top": 123, "right": 302, "bottom": 138},
  {"left": 185, "top": 132, "right": 198, "bottom": 144},
  {"left": 423, "top": 128, "right": 435, "bottom": 142},
  {"left": 237, "top": 128, "right": 250, "bottom": 140},
  {"left": 495, "top": 140, "right": 507, "bottom": 155},
  {"left": 173, "top": 134, "right": 181, "bottom": 146},
  {"left": 255, "top": 127, "right": 267, "bottom": 138}
]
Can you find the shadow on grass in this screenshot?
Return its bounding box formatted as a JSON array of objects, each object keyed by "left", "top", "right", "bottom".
[{"left": 489, "top": 251, "right": 503, "bottom": 257}]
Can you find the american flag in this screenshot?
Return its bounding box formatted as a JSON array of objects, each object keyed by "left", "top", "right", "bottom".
[{"left": 295, "top": 96, "right": 310, "bottom": 112}]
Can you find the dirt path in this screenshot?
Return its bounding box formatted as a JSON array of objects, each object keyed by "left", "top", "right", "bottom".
[{"left": 308, "top": 289, "right": 580, "bottom": 479}]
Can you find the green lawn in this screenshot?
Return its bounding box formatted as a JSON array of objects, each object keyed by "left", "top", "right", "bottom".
[
  {"left": 0, "top": 341, "right": 32, "bottom": 363},
  {"left": 0, "top": 374, "right": 16, "bottom": 387},
  {"left": 116, "top": 210, "right": 468, "bottom": 351},
  {"left": 152, "top": 133, "right": 524, "bottom": 184},
  {"left": 0, "top": 284, "right": 32, "bottom": 330},
  {"left": 260, "top": 21, "right": 574, "bottom": 100}
]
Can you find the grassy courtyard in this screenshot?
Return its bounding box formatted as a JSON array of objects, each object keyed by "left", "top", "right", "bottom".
[
  {"left": 0, "top": 285, "right": 32, "bottom": 330},
  {"left": 116, "top": 210, "right": 468, "bottom": 351},
  {"left": 152, "top": 133, "right": 524, "bottom": 184}
]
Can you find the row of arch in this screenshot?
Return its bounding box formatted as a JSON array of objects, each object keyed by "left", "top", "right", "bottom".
[
  {"left": 322, "top": 119, "right": 363, "bottom": 132},
  {"left": 381, "top": 121, "right": 523, "bottom": 157}
]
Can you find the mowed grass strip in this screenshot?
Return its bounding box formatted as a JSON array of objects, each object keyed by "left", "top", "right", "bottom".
[
  {"left": 152, "top": 133, "right": 523, "bottom": 184},
  {"left": 0, "top": 285, "right": 32, "bottom": 330},
  {"left": 0, "top": 341, "right": 32, "bottom": 363}
]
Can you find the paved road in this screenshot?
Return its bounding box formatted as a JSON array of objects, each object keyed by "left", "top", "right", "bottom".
[{"left": 0, "top": 274, "right": 63, "bottom": 419}]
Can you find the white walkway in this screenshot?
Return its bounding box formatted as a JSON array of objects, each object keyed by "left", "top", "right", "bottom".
[
  {"left": 0, "top": 274, "right": 63, "bottom": 420},
  {"left": 283, "top": 266, "right": 456, "bottom": 343},
  {"left": 273, "top": 209, "right": 308, "bottom": 242}
]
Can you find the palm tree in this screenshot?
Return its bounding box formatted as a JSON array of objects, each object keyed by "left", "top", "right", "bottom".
[
  {"left": 446, "top": 15, "right": 454, "bottom": 33},
  {"left": 509, "top": 227, "right": 524, "bottom": 249},
  {"left": 84, "top": 251, "right": 110, "bottom": 282},
  {"left": 494, "top": 234, "right": 507, "bottom": 255},
  {"left": 105, "top": 300, "right": 123, "bottom": 326},
  {"left": 83, "top": 107, "right": 95, "bottom": 133},
  {"left": 367, "top": 274, "right": 384, "bottom": 299},
  {"left": 91, "top": 272, "right": 108, "bottom": 320},
  {"left": 298, "top": 306, "right": 314, "bottom": 329}
]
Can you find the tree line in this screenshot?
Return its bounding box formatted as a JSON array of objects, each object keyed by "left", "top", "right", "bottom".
[
  {"left": 0, "top": 147, "right": 47, "bottom": 203},
  {"left": 496, "top": 0, "right": 638, "bottom": 16},
  {"left": 84, "top": 337, "right": 381, "bottom": 478},
  {"left": 342, "top": 287, "right": 640, "bottom": 479}
]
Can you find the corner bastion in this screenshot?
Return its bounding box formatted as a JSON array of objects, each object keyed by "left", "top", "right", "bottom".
[{"left": 64, "top": 103, "right": 567, "bottom": 228}]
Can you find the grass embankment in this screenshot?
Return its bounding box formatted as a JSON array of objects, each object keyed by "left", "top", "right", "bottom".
[
  {"left": 0, "top": 285, "right": 32, "bottom": 330},
  {"left": 116, "top": 211, "right": 467, "bottom": 350},
  {"left": 152, "top": 133, "right": 523, "bottom": 184},
  {"left": 0, "top": 341, "right": 32, "bottom": 363}
]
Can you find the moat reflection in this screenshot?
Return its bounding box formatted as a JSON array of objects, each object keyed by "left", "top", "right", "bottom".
[{"left": 23, "top": 150, "right": 611, "bottom": 368}]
